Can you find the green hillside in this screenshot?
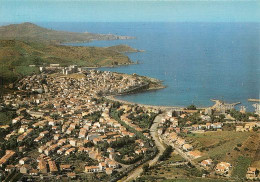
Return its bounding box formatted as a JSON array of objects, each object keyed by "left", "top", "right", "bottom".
[
  {"left": 0, "top": 22, "right": 133, "bottom": 44},
  {"left": 0, "top": 40, "right": 136, "bottom": 84}
]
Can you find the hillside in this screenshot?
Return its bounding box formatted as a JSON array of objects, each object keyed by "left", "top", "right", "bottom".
[
  {"left": 105, "top": 45, "right": 140, "bottom": 53},
  {"left": 0, "top": 40, "right": 137, "bottom": 84},
  {"left": 0, "top": 23, "right": 134, "bottom": 44}
]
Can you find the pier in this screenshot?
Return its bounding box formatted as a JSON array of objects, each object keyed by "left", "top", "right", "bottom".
[
  {"left": 248, "top": 99, "right": 260, "bottom": 102},
  {"left": 210, "top": 99, "right": 241, "bottom": 111}
]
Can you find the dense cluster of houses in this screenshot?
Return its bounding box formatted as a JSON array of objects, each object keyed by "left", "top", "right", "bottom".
[
  {"left": 13, "top": 69, "right": 147, "bottom": 97},
  {"left": 1, "top": 67, "right": 259, "bottom": 181},
  {"left": 0, "top": 70, "right": 155, "bottom": 180}
]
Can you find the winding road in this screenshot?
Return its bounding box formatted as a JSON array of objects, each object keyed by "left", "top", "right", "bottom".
[{"left": 124, "top": 114, "right": 166, "bottom": 182}]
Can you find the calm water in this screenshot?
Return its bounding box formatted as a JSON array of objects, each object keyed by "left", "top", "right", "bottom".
[{"left": 39, "top": 22, "right": 260, "bottom": 110}]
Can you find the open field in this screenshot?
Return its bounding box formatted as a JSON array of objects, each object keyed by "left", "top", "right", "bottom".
[
  {"left": 185, "top": 131, "right": 252, "bottom": 162},
  {"left": 251, "top": 160, "right": 260, "bottom": 168},
  {"left": 139, "top": 152, "right": 200, "bottom": 181},
  {"left": 231, "top": 156, "right": 251, "bottom": 179},
  {"left": 163, "top": 178, "right": 229, "bottom": 182},
  {"left": 186, "top": 131, "right": 260, "bottom": 179}
]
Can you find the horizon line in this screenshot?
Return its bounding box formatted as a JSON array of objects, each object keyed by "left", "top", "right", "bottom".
[{"left": 1, "top": 21, "right": 260, "bottom": 25}]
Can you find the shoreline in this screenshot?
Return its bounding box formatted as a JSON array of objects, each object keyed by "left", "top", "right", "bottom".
[
  {"left": 83, "top": 62, "right": 138, "bottom": 69},
  {"left": 106, "top": 95, "right": 202, "bottom": 111},
  {"left": 105, "top": 75, "right": 208, "bottom": 111}
]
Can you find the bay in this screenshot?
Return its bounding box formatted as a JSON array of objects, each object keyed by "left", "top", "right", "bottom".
[{"left": 39, "top": 22, "right": 260, "bottom": 110}]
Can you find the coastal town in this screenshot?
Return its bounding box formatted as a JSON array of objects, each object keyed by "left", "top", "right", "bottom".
[{"left": 0, "top": 65, "right": 259, "bottom": 182}]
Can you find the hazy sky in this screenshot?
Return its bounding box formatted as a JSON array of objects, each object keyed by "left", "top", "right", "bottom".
[{"left": 0, "top": 0, "right": 259, "bottom": 23}]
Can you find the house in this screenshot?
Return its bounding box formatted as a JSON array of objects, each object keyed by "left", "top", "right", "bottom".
[
  {"left": 29, "top": 169, "right": 38, "bottom": 176},
  {"left": 5, "top": 165, "right": 15, "bottom": 172},
  {"left": 20, "top": 164, "right": 31, "bottom": 174},
  {"left": 201, "top": 159, "right": 213, "bottom": 167},
  {"left": 38, "top": 146, "right": 48, "bottom": 153},
  {"left": 236, "top": 125, "right": 245, "bottom": 132},
  {"left": 0, "top": 125, "right": 10, "bottom": 130},
  {"left": 38, "top": 158, "right": 47, "bottom": 173},
  {"left": 183, "top": 144, "right": 193, "bottom": 151},
  {"left": 109, "top": 152, "right": 115, "bottom": 160},
  {"left": 106, "top": 167, "right": 114, "bottom": 175},
  {"left": 67, "top": 172, "right": 76, "bottom": 179},
  {"left": 19, "top": 146, "right": 26, "bottom": 152},
  {"left": 135, "top": 139, "right": 145, "bottom": 147},
  {"left": 12, "top": 116, "right": 23, "bottom": 124},
  {"left": 107, "top": 160, "right": 118, "bottom": 169},
  {"left": 176, "top": 138, "right": 186, "bottom": 146},
  {"left": 244, "top": 123, "right": 257, "bottom": 131},
  {"left": 0, "top": 150, "right": 16, "bottom": 167},
  {"left": 212, "top": 122, "right": 222, "bottom": 129},
  {"left": 246, "top": 167, "right": 259, "bottom": 180},
  {"left": 169, "top": 132, "right": 178, "bottom": 142},
  {"left": 201, "top": 115, "right": 211, "bottom": 122},
  {"left": 40, "top": 131, "right": 49, "bottom": 137},
  {"left": 135, "top": 149, "right": 142, "bottom": 155},
  {"left": 187, "top": 150, "right": 202, "bottom": 159},
  {"left": 34, "top": 136, "right": 44, "bottom": 142},
  {"left": 79, "top": 128, "right": 87, "bottom": 138},
  {"left": 158, "top": 128, "right": 163, "bottom": 135},
  {"left": 48, "top": 160, "right": 58, "bottom": 174},
  {"left": 58, "top": 139, "right": 67, "bottom": 146},
  {"left": 129, "top": 133, "right": 135, "bottom": 137},
  {"left": 99, "top": 162, "right": 106, "bottom": 171},
  {"left": 69, "top": 139, "right": 77, "bottom": 147},
  {"left": 107, "top": 147, "right": 115, "bottom": 153},
  {"left": 54, "top": 134, "right": 60, "bottom": 140},
  {"left": 60, "top": 164, "right": 72, "bottom": 171},
  {"left": 93, "top": 138, "right": 102, "bottom": 145},
  {"left": 85, "top": 166, "right": 100, "bottom": 173},
  {"left": 18, "top": 125, "right": 28, "bottom": 133},
  {"left": 65, "top": 148, "right": 76, "bottom": 155},
  {"left": 141, "top": 148, "right": 148, "bottom": 153},
  {"left": 205, "top": 123, "right": 211, "bottom": 129},
  {"left": 215, "top": 162, "right": 231, "bottom": 176},
  {"left": 19, "top": 157, "right": 30, "bottom": 165}
]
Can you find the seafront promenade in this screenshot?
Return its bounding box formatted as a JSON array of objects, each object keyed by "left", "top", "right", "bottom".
[{"left": 106, "top": 96, "right": 185, "bottom": 111}]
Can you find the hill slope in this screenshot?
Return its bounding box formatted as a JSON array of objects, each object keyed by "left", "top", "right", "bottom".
[
  {"left": 0, "top": 40, "right": 136, "bottom": 84},
  {"left": 0, "top": 23, "right": 133, "bottom": 44},
  {"left": 105, "top": 45, "right": 141, "bottom": 53}
]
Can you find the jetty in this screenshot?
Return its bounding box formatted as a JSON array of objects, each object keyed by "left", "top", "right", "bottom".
[
  {"left": 210, "top": 99, "right": 241, "bottom": 111},
  {"left": 248, "top": 99, "right": 260, "bottom": 102}
]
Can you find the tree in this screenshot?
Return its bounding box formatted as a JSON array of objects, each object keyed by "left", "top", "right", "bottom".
[
  {"left": 142, "top": 164, "right": 149, "bottom": 173},
  {"left": 159, "top": 146, "right": 173, "bottom": 161},
  {"left": 186, "top": 105, "right": 196, "bottom": 110},
  {"left": 219, "top": 114, "right": 225, "bottom": 122},
  {"left": 253, "top": 127, "right": 258, "bottom": 132}
]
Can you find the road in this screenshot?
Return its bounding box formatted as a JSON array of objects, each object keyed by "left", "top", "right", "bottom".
[{"left": 124, "top": 114, "right": 166, "bottom": 182}]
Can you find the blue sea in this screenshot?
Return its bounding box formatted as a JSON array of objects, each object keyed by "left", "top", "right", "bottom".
[{"left": 39, "top": 22, "right": 260, "bottom": 110}]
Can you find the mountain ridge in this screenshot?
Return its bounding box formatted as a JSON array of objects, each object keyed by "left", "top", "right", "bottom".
[{"left": 0, "top": 22, "right": 134, "bottom": 44}]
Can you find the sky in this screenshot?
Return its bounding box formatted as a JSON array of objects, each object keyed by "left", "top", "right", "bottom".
[{"left": 0, "top": 0, "right": 259, "bottom": 23}]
